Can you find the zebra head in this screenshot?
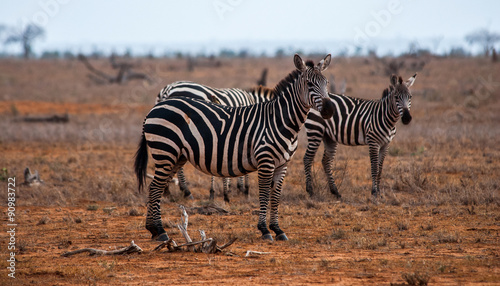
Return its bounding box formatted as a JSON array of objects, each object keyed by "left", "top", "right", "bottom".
[
  {"left": 390, "top": 73, "right": 417, "bottom": 125},
  {"left": 294, "top": 54, "right": 335, "bottom": 119}
]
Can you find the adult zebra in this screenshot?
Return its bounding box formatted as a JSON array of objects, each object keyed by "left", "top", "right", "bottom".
[
  {"left": 303, "top": 73, "right": 417, "bottom": 198},
  {"left": 135, "top": 54, "right": 334, "bottom": 241},
  {"left": 156, "top": 83, "right": 275, "bottom": 202}
]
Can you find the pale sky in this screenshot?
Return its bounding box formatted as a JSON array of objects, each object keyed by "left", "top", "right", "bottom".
[{"left": 1, "top": 0, "right": 499, "bottom": 56}]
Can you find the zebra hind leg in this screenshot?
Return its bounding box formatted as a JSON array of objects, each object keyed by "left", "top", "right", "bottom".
[
  {"left": 303, "top": 139, "right": 322, "bottom": 197},
  {"left": 322, "top": 139, "right": 341, "bottom": 198},
  {"left": 177, "top": 167, "right": 193, "bottom": 199},
  {"left": 236, "top": 175, "right": 250, "bottom": 197},
  {"left": 209, "top": 176, "right": 215, "bottom": 201},
  {"left": 223, "top": 177, "right": 231, "bottom": 203},
  {"left": 146, "top": 171, "right": 171, "bottom": 241},
  {"left": 146, "top": 158, "right": 187, "bottom": 241}
]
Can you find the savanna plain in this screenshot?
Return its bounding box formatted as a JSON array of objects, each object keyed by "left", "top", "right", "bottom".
[{"left": 0, "top": 55, "right": 499, "bottom": 285}]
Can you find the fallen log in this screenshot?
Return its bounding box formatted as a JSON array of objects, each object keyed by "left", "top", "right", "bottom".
[
  {"left": 61, "top": 241, "right": 142, "bottom": 257},
  {"left": 21, "top": 114, "right": 69, "bottom": 123}
]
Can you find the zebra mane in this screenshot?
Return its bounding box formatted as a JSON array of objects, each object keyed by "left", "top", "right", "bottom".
[
  {"left": 247, "top": 85, "right": 274, "bottom": 94},
  {"left": 274, "top": 69, "right": 302, "bottom": 96},
  {"left": 305, "top": 60, "right": 315, "bottom": 68},
  {"left": 381, "top": 86, "right": 394, "bottom": 99}
]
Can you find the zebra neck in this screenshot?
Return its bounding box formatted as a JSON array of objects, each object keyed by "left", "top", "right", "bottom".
[
  {"left": 379, "top": 94, "right": 400, "bottom": 128},
  {"left": 273, "top": 89, "right": 308, "bottom": 132},
  {"left": 273, "top": 72, "right": 309, "bottom": 132}
]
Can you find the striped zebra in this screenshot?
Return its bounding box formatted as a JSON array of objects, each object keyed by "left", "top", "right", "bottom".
[
  {"left": 156, "top": 83, "right": 275, "bottom": 202},
  {"left": 303, "top": 73, "right": 417, "bottom": 198},
  {"left": 134, "top": 54, "right": 334, "bottom": 241}
]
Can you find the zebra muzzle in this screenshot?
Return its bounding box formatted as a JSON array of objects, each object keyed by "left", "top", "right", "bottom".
[
  {"left": 320, "top": 98, "right": 335, "bottom": 119},
  {"left": 401, "top": 108, "right": 412, "bottom": 125}
]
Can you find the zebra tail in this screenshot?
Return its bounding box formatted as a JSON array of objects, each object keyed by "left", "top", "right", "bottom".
[{"left": 134, "top": 132, "right": 148, "bottom": 193}]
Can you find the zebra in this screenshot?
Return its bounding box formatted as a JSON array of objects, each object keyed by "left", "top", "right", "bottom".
[
  {"left": 134, "top": 54, "right": 334, "bottom": 241},
  {"left": 303, "top": 73, "right": 417, "bottom": 198},
  {"left": 156, "top": 83, "right": 275, "bottom": 202}
]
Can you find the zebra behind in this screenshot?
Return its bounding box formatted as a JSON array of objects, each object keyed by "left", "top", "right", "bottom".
[
  {"left": 156, "top": 83, "right": 275, "bottom": 201},
  {"left": 135, "top": 54, "right": 334, "bottom": 241},
  {"left": 303, "top": 74, "right": 417, "bottom": 198}
]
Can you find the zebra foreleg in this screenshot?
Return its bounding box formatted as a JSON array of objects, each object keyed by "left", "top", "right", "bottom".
[
  {"left": 368, "top": 143, "right": 381, "bottom": 197},
  {"left": 269, "top": 165, "right": 288, "bottom": 241},
  {"left": 322, "top": 139, "right": 341, "bottom": 198},
  {"left": 376, "top": 144, "right": 389, "bottom": 195}
]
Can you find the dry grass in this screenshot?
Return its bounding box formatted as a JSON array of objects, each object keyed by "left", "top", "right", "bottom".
[{"left": 0, "top": 57, "right": 499, "bottom": 285}]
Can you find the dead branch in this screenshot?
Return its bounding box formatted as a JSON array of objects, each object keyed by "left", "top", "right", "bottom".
[
  {"left": 77, "top": 54, "right": 152, "bottom": 84},
  {"left": 61, "top": 241, "right": 142, "bottom": 257},
  {"left": 186, "top": 205, "right": 229, "bottom": 216},
  {"left": 245, "top": 250, "right": 271, "bottom": 257},
  {"left": 153, "top": 205, "right": 236, "bottom": 254},
  {"left": 77, "top": 54, "right": 115, "bottom": 82},
  {"left": 23, "top": 167, "right": 43, "bottom": 186}
]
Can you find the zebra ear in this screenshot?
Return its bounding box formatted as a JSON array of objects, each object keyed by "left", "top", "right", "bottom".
[
  {"left": 405, "top": 73, "right": 417, "bottom": 87},
  {"left": 390, "top": 74, "right": 398, "bottom": 86},
  {"left": 294, "top": 54, "right": 306, "bottom": 71},
  {"left": 318, "top": 54, "right": 332, "bottom": 72}
]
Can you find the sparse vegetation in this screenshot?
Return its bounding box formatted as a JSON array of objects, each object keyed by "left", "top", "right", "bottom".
[
  {"left": 0, "top": 57, "right": 498, "bottom": 284},
  {"left": 402, "top": 271, "right": 431, "bottom": 286}
]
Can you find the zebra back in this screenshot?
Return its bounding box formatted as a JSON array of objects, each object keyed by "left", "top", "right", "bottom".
[{"left": 157, "top": 81, "right": 256, "bottom": 107}]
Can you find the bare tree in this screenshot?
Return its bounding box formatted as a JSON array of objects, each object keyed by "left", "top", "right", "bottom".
[
  {"left": 77, "top": 54, "right": 152, "bottom": 84},
  {"left": 465, "top": 28, "right": 500, "bottom": 57},
  {"left": 4, "top": 24, "right": 45, "bottom": 59},
  {"left": 256, "top": 68, "right": 268, "bottom": 86}
]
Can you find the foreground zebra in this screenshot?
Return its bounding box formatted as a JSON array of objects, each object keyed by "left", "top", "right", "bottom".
[
  {"left": 156, "top": 83, "right": 274, "bottom": 201},
  {"left": 303, "top": 73, "right": 417, "bottom": 198},
  {"left": 135, "top": 54, "right": 334, "bottom": 241}
]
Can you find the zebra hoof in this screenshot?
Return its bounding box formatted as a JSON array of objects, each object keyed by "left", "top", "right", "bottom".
[
  {"left": 185, "top": 194, "right": 194, "bottom": 200},
  {"left": 155, "top": 233, "right": 169, "bottom": 242},
  {"left": 275, "top": 233, "right": 288, "bottom": 241},
  {"left": 261, "top": 234, "right": 274, "bottom": 241}
]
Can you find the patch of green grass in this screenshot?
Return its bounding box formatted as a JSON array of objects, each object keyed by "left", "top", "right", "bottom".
[{"left": 0, "top": 167, "right": 8, "bottom": 181}]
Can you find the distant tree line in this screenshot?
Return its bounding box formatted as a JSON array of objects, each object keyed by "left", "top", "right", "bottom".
[{"left": 0, "top": 23, "right": 499, "bottom": 60}]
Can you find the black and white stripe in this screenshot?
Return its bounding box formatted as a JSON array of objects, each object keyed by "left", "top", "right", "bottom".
[
  {"left": 135, "top": 54, "right": 334, "bottom": 241},
  {"left": 157, "top": 83, "right": 274, "bottom": 201},
  {"left": 157, "top": 81, "right": 274, "bottom": 106},
  {"left": 303, "top": 74, "right": 417, "bottom": 197}
]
